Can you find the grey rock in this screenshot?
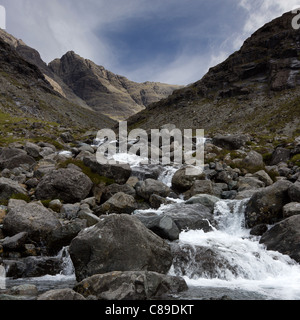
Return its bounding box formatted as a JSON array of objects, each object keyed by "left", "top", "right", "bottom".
[
  {"left": 289, "top": 181, "right": 300, "bottom": 202},
  {"left": 237, "top": 176, "right": 265, "bottom": 191},
  {"left": 3, "top": 200, "right": 61, "bottom": 244},
  {"left": 136, "top": 179, "right": 170, "bottom": 200},
  {"left": 102, "top": 183, "right": 136, "bottom": 202},
  {"left": 35, "top": 168, "right": 93, "bottom": 204},
  {"left": 171, "top": 167, "right": 205, "bottom": 192},
  {"left": 135, "top": 212, "right": 180, "bottom": 241},
  {"left": 185, "top": 194, "right": 220, "bottom": 211},
  {"left": 10, "top": 284, "right": 38, "bottom": 296},
  {"left": 83, "top": 155, "right": 131, "bottom": 184},
  {"left": 270, "top": 147, "right": 291, "bottom": 166},
  {"left": 24, "top": 142, "right": 41, "bottom": 158},
  {"left": 260, "top": 215, "right": 300, "bottom": 263},
  {"left": 245, "top": 180, "right": 293, "bottom": 228},
  {"left": 212, "top": 134, "right": 250, "bottom": 150},
  {"left": 253, "top": 170, "right": 273, "bottom": 186},
  {"left": 243, "top": 150, "right": 264, "bottom": 168},
  {"left": 0, "top": 177, "right": 27, "bottom": 200},
  {"left": 38, "top": 288, "right": 85, "bottom": 300},
  {"left": 283, "top": 202, "right": 300, "bottom": 218},
  {"left": 74, "top": 271, "right": 188, "bottom": 300},
  {"left": 47, "top": 218, "right": 86, "bottom": 254},
  {"left": 69, "top": 214, "right": 173, "bottom": 281},
  {"left": 2, "top": 232, "right": 28, "bottom": 251},
  {"left": 0, "top": 148, "right": 36, "bottom": 170},
  {"left": 97, "top": 192, "right": 138, "bottom": 214}
]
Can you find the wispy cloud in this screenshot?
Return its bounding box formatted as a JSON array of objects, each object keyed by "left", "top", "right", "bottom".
[{"left": 1, "top": 0, "right": 298, "bottom": 85}]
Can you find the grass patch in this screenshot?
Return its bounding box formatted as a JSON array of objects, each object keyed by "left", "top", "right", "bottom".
[{"left": 290, "top": 154, "right": 300, "bottom": 167}]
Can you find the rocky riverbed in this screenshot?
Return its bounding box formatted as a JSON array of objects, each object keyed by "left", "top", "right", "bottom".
[{"left": 0, "top": 129, "right": 300, "bottom": 300}]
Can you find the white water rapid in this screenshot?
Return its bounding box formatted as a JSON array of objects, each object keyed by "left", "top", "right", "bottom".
[{"left": 170, "top": 199, "right": 300, "bottom": 300}]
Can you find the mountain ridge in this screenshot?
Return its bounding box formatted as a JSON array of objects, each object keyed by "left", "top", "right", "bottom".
[
  {"left": 48, "top": 51, "right": 183, "bottom": 120},
  {"left": 127, "top": 11, "right": 300, "bottom": 138}
]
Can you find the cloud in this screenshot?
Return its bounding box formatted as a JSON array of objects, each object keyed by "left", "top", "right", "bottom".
[{"left": 1, "top": 0, "right": 299, "bottom": 86}]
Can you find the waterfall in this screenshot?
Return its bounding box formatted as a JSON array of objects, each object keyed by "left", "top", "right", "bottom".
[
  {"left": 56, "top": 246, "right": 75, "bottom": 276},
  {"left": 170, "top": 199, "right": 300, "bottom": 300}
]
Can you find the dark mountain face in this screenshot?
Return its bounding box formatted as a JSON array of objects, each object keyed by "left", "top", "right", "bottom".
[
  {"left": 0, "top": 32, "right": 115, "bottom": 129},
  {"left": 48, "top": 51, "right": 182, "bottom": 121},
  {"left": 127, "top": 11, "right": 300, "bottom": 138}
]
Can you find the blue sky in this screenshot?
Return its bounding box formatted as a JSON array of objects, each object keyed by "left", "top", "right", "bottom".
[{"left": 1, "top": 0, "right": 299, "bottom": 85}]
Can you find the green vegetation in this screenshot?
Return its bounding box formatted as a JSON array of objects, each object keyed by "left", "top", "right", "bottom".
[{"left": 290, "top": 154, "right": 300, "bottom": 167}]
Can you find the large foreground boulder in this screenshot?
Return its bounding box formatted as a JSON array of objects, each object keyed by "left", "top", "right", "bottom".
[
  {"left": 35, "top": 168, "right": 93, "bottom": 204},
  {"left": 69, "top": 214, "right": 173, "bottom": 281},
  {"left": 74, "top": 271, "right": 188, "bottom": 300},
  {"left": 244, "top": 180, "right": 293, "bottom": 228},
  {"left": 3, "top": 200, "right": 61, "bottom": 243},
  {"left": 260, "top": 215, "right": 300, "bottom": 263}
]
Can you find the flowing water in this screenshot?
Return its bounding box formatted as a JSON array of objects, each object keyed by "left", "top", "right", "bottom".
[
  {"left": 3, "top": 152, "right": 300, "bottom": 300},
  {"left": 169, "top": 199, "right": 300, "bottom": 300}
]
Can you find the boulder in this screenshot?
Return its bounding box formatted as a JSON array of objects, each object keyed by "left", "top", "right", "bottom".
[
  {"left": 69, "top": 214, "right": 173, "bottom": 281},
  {"left": 243, "top": 151, "right": 264, "bottom": 168},
  {"left": 4, "top": 256, "right": 62, "bottom": 278},
  {"left": 260, "top": 215, "right": 300, "bottom": 263},
  {"left": 185, "top": 194, "right": 220, "bottom": 211},
  {"left": 96, "top": 192, "right": 138, "bottom": 215},
  {"left": 171, "top": 167, "right": 205, "bottom": 192},
  {"left": 289, "top": 181, "right": 300, "bottom": 202},
  {"left": 0, "top": 148, "right": 36, "bottom": 170},
  {"left": 38, "top": 289, "right": 85, "bottom": 300},
  {"left": 3, "top": 200, "right": 61, "bottom": 243},
  {"left": 60, "top": 132, "right": 75, "bottom": 143},
  {"left": 2, "top": 232, "right": 28, "bottom": 252},
  {"left": 9, "top": 284, "right": 38, "bottom": 297},
  {"left": 47, "top": 219, "right": 87, "bottom": 254},
  {"left": 253, "top": 170, "right": 273, "bottom": 186},
  {"left": 149, "top": 194, "right": 169, "bottom": 209},
  {"left": 134, "top": 212, "right": 180, "bottom": 241},
  {"left": 24, "top": 142, "right": 41, "bottom": 158},
  {"left": 135, "top": 202, "right": 214, "bottom": 232},
  {"left": 283, "top": 202, "right": 300, "bottom": 218},
  {"left": 245, "top": 180, "right": 293, "bottom": 228},
  {"left": 270, "top": 147, "right": 291, "bottom": 166},
  {"left": 35, "top": 168, "right": 93, "bottom": 204},
  {"left": 0, "top": 177, "right": 27, "bottom": 200},
  {"left": 74, "top": 271, "right": 188, "bottom": 300},
  {"left": 101, "top": 184, "right": 136, "bottom": 202},
  {"left": 185, "top": 180, "right": 214, "bottom": 198},
  {"left": 83, "top": 156, "right": 131, "bottom": 184},
  {"left": 237, "top": 176, "right": 265, "bottom": 191},
  {"left": 135, "top": 179, "right": 170, "bottom": 200},
  {"left": 212, "top": 134, "right": 249, "bottom": 150}
]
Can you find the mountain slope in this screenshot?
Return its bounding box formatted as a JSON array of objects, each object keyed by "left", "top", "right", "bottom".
[
  {"left": 0, "top": 33, "right": 115, "bottom": 129},
  {"left": 49, "top": 51, "right": 182, "bottom": 120},
  {"left": 127, "top": 11, "right": 300, "bottom": 138}
]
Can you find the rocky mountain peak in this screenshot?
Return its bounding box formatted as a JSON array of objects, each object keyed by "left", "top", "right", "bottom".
[{"left": 49, "top": 51, "right": 182, "bottom": 120}]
